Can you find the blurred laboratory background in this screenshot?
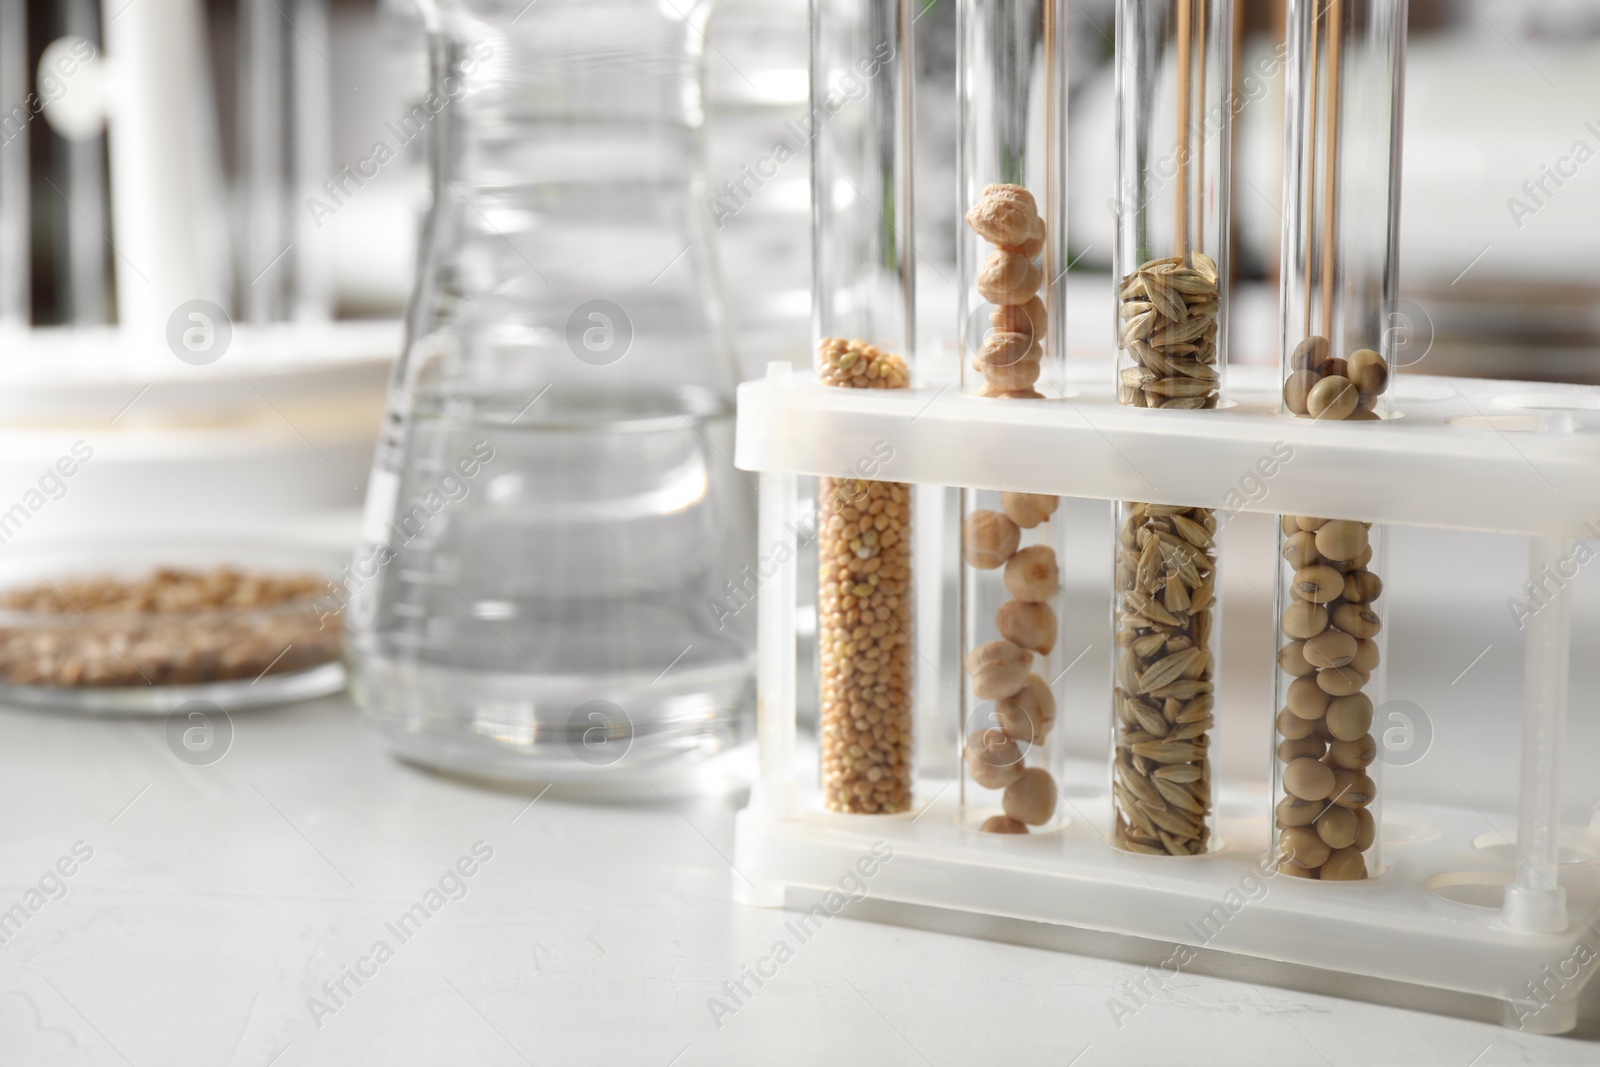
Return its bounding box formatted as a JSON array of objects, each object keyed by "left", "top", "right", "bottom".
[{"left": 0, "top": 0, "right": 1597, "bottom": 814}]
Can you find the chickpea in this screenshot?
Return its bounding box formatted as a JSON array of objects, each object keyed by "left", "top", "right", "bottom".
[
  {"left": 964, "top": 640, "right": 1032, "bottom": 700},
  {"left": 1001, "top": 492, "right": 1059, "bottom": 530},
  {"left": 1003, "top": 546, "right": 1060, "bottom": 603},
  {"left": 1002, "top": 767, "right": 1058, "bottom": 826},
  {"left": 996, "top": 599, "right": 1056, "bottom": 655},
  {"left": 963, "top": 510, "right": 1020, "bottom": 570},
  {"left": 996, "top": 673, "right": 1055, "bottom": 744}
]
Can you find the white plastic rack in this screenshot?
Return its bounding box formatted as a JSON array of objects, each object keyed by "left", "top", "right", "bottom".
[{"left": 732, "top": 358, "right": 1600, "bottom": 1033}]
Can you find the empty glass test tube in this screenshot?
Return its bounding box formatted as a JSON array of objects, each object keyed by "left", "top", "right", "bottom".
[
  {"left": 956, "top": 0, "right": 1069, "bottom": 834},
  {"left": 812, "top": 0, "right": 916, "bottom": 815},
  {"left": 1270, "top": 0, "right": 1407, "bottom": 880},
  {"left": 1108, "top": 0, "right": 1233, "bottom": 856}
]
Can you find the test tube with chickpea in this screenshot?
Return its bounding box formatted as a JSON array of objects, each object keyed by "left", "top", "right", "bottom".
[
  {"left": 956, "top": 0, "right": 1069, "bottom": 833},
  {"left": 1271, "top": 0, "right": 1407, "bottom": 879},
  {"left": 812, "top": 0, "right": 917, "bottom": 814},
  {"left": 1108, "top": 0, "right": 1233, "bottom": 856}
]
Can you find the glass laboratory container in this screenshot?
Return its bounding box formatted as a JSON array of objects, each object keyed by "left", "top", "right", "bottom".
[
  {"left": 956, "top": 0, "right": 1068, "bottom": 834},
  {"left": 812, "top": 0, "right": 917, "bottom": 815},
  {"left": 347, "top": 0, "right": 755, "bottom": 783},
  {"left": 1108, "top": 0, "right": 1233, "bottom": 855},
  {"left": 1269, "top": 0, "right": 1406, "bottom": 879}
]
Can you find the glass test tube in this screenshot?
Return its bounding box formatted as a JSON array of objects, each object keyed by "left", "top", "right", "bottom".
[
  {"left": 1108, "top": 0, "right": 1233, "bottom": 856},
  {"left": 812, "top": 0, "right": 916, "bottom": 814},
  {"left": 1270, "top": 0, "right": 1406, "bottom": 880},
  {"left": 956, "top": 0, "right": 1069, "bottom": 834}
]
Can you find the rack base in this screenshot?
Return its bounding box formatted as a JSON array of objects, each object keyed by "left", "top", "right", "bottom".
[{"left": 734, "top": 776, "right": 1600, "bottom": 1034}]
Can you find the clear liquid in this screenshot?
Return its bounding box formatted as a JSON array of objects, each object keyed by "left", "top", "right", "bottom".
[{"left": 350, "top": 386, "right": 756, "bottom": 783}]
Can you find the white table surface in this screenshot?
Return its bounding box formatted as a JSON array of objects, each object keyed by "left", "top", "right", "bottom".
[{"left": 2, "top": 690, "right": 1599, "bottom": 1067}]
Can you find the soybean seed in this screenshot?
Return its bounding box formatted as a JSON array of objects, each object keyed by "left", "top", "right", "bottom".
[
  {"left": 1314, "top": 520, "right": 1368, "bottom": 562},
  {"left": 1278, "top": 736, "right": 1327, "bottom": 762},
  {"left": 1320, "top": 846, "right": 1368, "bottom": 880},
  {"left": 1315, "top": 806, "right": 1359, "bottom": 849},
  {"left": 1286, "top": 675, "right": 1331, "bottom": 719},
  {"left": 1278, "top": 640, "right": 1316, "bottom": 677},
  {"left": 1283, "top": 757, "right": 1336, "bottom": 801},
  {"left": 1282, "top": 601, "right": 1330, "bottom": 640},
  {"left": 1325, "top": 693, "right": 1374, "bottom": 741},
  {"left": 1347, "top": 348, "right": 1389, "bottom": 398},
  {"left": 1292, "top": 335, "right": 1331, "bottom": 370},
  {"left": 1280, "top": 826, "right": 1332, "bottom": 869},
  {"left": 1292, "top": 564, "right": 1346, "bottom": 604},
  {"left": 1304, "top": 630, "right": 1358, "bottom": 669},
  {"left": 980, "top": 814, "right": 1030, "bottom": 834},
  {"left": 1330, "top": 770, "right": 1376, "bottom": 808},
  {"left": 1328, "top": 734, "right": 1378, "bottom": 770},
  {"left": 1276, "top": 794, "right": 1322, "bottom": 828},
  {"left": 1333, "top": 603, "right": 1383, "bottom": 639},
  {"left": 1282, "top": 530, "right": 1321, "bottom": 570},
  {"left": 1316, "top": 666, "right": 1370, "bottom": 697},
  {"left": 1350, "top": 638, "right": 1381, "bottom": 673},
  {"left": 1355, "top": 808, "right": 1376, "bottom": 850},
  {"left": 1284, "top": 370, "right": 1320, "bottom": 415},
  {"left": 1277, "top": 707, "right": 1317, "bottom": 741},
  {"left": 1343, "top": 570, "right": 1383, "bottom": 604}
]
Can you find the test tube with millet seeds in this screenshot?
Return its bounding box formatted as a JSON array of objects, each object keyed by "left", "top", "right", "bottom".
[
  {"left": 811, "top": 0, "right": 916, "bottom": 814},
  {"left": 956, "top": 0, "right": 1069, "bottom": 834},
  {"left": 1108, "top": 0, "right": 1233, "bottom": 856},
  {"left": 1270, "top": 0, "right": 1407, "bottom": 880}
]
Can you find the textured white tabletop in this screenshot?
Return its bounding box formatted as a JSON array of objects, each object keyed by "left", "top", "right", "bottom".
[{"left": 1, "top": 690, "right": 1598, "bottom": 1067}]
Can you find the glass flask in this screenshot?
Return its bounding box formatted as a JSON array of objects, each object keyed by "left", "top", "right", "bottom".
[
  {"left": 1108, "top": 0, "right": 1233, "bottom": 855},
  {"left": 347, "top": 0, "right": 755, "bottom": 783},
  {"left": 955, "top": 0, "right": 1069, "bottom": 834},
  {"left": 1269, "top": 0, "right": 1406, "bottom": 880}
]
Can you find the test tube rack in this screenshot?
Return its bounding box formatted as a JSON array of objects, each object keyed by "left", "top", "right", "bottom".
[{"left": 732, "top": 358, "right": 1600, "bottom": 1033}]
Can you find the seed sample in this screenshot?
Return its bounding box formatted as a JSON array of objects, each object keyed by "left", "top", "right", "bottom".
[
  {"left": 1282, "top": 338, "right": 1390, "bottom": 422},
  {"left": 1118, "top": 254, "right": 1221, "bottom": 412},
  {"left": 0, "top": 567, "right": 341, "bottom": 687},
  {"left": 1111, "top": 503, "right": 1218, "bottom": 855},
  {"left": 816, "top": 338, "right": 913, "bottom": 814},
  {"left": 1271, "top": 514, "right": 1383, "bottom": 878},
  {"left": 959, "top": 182, "right": 1062, "bottom": 833}
]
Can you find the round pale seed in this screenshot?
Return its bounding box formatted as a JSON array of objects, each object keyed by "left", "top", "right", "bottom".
[
  {"left": 1286, "top": 675, "right": 1331, "bottom": 719},
  {"left": 1308, "top": 375, "right": 1359, "bottom": 420},
  {"left": 1320, "top": 846, "right": 1368, "bottom": 880},
  {"left": 996, "top": 673, "right": 1054, "bottom": 744},
  {"left": 963, "top": 510, "right": 1020, "bottom": 569},
  {"left": 965, "top": 729, "right": 1024, "bottom": 789},
  {"left": 1355, "top": 808, "right": 1376, "bottom": 850},
  {"left": 1284, "top": 370, "right": 1320, "bottom": 415},
  {"left": 1343, "top": 570, "right": 1383, "bottom": 604},
  {"left": 1282, "top": 530, "right": 1320, "bottom": 570},
  {"left": 1276, "top": 794, "right": 1321, "bottom": 828},
  {"left": 1283, "top": 757, "right": 1336, "bottom": 801},
  {"left": 1328, "top": 733, "right": 1377, "bottom": 770},
  {"left": 1350, "top": 638, "right": 1381, "bottom": 673},
  {"left": 1330, "top": 770, "right": 1376, "bottom": 808},
  {"left": 1314, "top": 520, "right": 1368, "bottom": 562},
  {"left": 1004, "top": 545, "right": 1060, "bottom": 603},
  {"left": 980, "top": 814, "right": 1029, "bottom": 834},
  {"left": 1325, "top": 693, "right": 1374, "bottom": 741},
  {"left": 996, "top": 599, "right": 1057, "bottom": 655},
  {"left": 1333, "top": 603, "right": 1383, "bottom": 639},
  {"left": 1315, "top": 667, "right": 1370, "bottom": 697},
  {"left": 1279, "top": 736, "right": 1327, "bottom": 763},
  {"left": 1276, "top": 860, "right": 1318, "bottom": 878},
  {"left": 964, "top": 640, "right": 1032, "bottom": 700},
  {"left": 1277, "top": 707, "right": 1316, "bottom": 740},
  {"left": 977, "top": 248, "right": 1042, "bottom": 305},
  {"left": 1278, "top": 640, "right": 1316, "bottom": 678},
  {"left": 1003, "top": 767, "right": 1058, "bottom": 825},
  {"left": 1295, "top": 516, "right": 1328, "bottom": 532},
  {"left": 1315, "top": 806, "right": 1359, "bottom": 849},
  {"left": 1292, "top": 564, "right": 1346, "bottom": 604},
  {"left": 1001, "top": 491, "right": 1059, "bottom": 529},
  {"left": 1280, "top": 826, "right": 1332, "bottom": 869},
  {"left": 1348, "top": 348, "right": 1389, "bottom": 398},
  {"left": 1281, "top": 601, "right": 1329, "bottom": 639},
  {"left": 1304, "top": 630, "right": 1358, "bottom": 669}
]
